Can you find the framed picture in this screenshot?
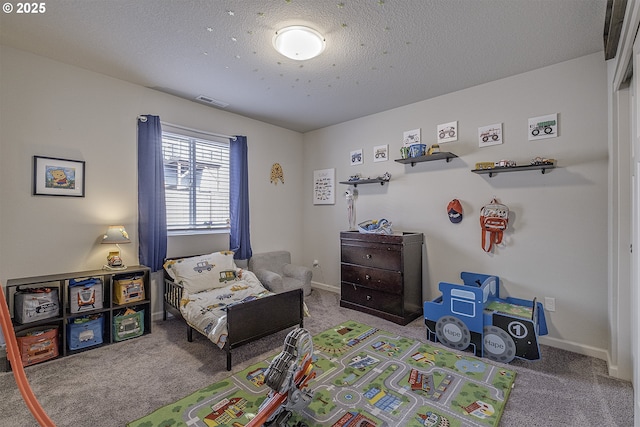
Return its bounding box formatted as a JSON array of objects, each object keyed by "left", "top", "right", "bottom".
[
  {"left": 350, "top": 149, "right": 363, "bottom": 166},
  {"left": 403, "top": 128, "right": 421, "bottom": 146},
  {"left": 373, "top": 144, "right": 388, "bottom": 162},
  {"left": 33, "top": 156, "right": 85, "bottom": 197},
  {"left": 478, "top": 123, "right": 503, "bottom": 148},
  {"left": 437, "top": 121, "right": 458, "bottom": 143},
  {"left": 528, "top": 113, "right": 558, "bottom": 140},
  {"left": 313, "top": 168, "right": 335, "bottom": 205}
]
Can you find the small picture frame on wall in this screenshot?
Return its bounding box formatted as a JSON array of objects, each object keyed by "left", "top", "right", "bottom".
[
  {"left": 403, "top": 128, "right": 421, "bottom": 146},
  {"left": 313, "top": 168, "right": 335, "bottom": 205},
  {"left": 350, "top": 149, "right": 363, "bottom": 166},
  {"left": 437, "top": 121, "right": 458, "bottom": 143},
  {"left": 528, "top": 113, "right": 558, "bottom": 140},
  {"left": 373, "top": 144, "right": 388, "bottom": 162},
  {"left": 33, "top": 156, "right": 85, "bottom": 197},
  {"left": 478, "top": 123, "right": 503, "bottom": 148}
]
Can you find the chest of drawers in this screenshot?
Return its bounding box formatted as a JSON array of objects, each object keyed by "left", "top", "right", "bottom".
[{"left": 340, "top": 231, "right": 423, "bottom": 325}]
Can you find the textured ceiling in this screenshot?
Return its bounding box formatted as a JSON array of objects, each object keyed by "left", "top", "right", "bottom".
[{"left": 0, "top": 0, "right": 607, "bottom": 133}]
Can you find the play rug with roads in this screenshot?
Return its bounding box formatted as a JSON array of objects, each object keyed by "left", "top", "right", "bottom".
[{"left": 129, "top": 321, "right": 516, "bottom": 427}]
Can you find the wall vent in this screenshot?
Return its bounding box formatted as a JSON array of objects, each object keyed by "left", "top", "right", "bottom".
[{"left": 195, "top": 95, "right": 229, "bottom": 108}]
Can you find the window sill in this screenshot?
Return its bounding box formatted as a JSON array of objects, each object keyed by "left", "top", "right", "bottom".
[{"left": 168, "top": 228, "right": 230, "bottom": 237}]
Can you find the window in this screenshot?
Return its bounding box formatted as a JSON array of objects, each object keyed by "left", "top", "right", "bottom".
[{"left": 162, "top": 131, "right": 230, "bottom": 233}]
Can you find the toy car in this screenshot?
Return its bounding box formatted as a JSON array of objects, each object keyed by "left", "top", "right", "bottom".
[
  {"left": 474, "top": 162, "right": 495, "bottom": 170},
  {"left": 531, "top": 157, "right": 556, "bottom": 166},
  {"left": 495, "top": 160, "right": 516, "bottom": 168}
]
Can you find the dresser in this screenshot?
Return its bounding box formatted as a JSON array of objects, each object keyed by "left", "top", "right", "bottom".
[{"left": 340, "top": 231, "right": 424, "bottom": 325}]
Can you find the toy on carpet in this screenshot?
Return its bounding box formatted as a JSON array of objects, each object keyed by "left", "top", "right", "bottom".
[
  {"left": 424, "top": 272, "right": 548, "bottom": 363},
  {"left": 246, "top": 328, "right": 316, "bottom": 427}
]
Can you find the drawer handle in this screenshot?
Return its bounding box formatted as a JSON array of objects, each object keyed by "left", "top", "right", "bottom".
[
  {"left": 365, "top": 274, "right": 371, "bottom": 280},
  {"left": 365, "top": 254, "right": 372, "bottom": 259},
  {"left": 366, "top": 295, "right": 371, "bottom": 301}
]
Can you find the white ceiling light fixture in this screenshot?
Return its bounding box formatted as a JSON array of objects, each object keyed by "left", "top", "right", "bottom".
[{"left": 273, "top": 26, "right": 326, "bottom": 61}]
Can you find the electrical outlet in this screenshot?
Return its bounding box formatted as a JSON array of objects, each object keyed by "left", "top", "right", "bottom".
[{"left": 544, "top": 297, "right": 556, "bottom": 312}]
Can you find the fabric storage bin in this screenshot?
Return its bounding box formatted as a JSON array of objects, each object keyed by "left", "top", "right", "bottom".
[
  {"left": 14, "top": 287, "right": 59, "bottom": 324},
  {"left": 16, "top": 326, "right": 59, "bottom": 366},
  {"left": 69, "top": 277, "right": 103, "bottom": 313},
  {"left": 113, "top": 274, "right": 145, "bottom": 304},
  {"left": 67, "top": 315, "right": 103, "bottom": 350},
  {"left": 113, "top": 308, "right": 144, "bottom": 342}
]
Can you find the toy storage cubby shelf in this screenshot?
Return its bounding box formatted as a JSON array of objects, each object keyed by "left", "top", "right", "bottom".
[
  {"left": 394, "top": 152, "right": 458, "bottom": 167},
  {"left": 471, "top": 163, "right": 556, "bottom": 177},
  {"left": 2, "top": 265, "right": 151, "bottom": 371}
]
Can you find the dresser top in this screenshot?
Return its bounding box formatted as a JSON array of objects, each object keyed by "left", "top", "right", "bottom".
[{"left": 340, "top": 230, "right": 423, "bottom": 244}]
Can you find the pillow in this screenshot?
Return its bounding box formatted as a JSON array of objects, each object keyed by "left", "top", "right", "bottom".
[{"left": 164, "top": 251, "right": 237, "bottom": 294}]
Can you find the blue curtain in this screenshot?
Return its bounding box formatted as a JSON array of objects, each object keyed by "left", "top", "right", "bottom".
[
  {"left": 229, "top": 135, "right": 252, "bottom": 260},
  {"left": 137, "top": 115, "right": 167, "bottom": 271}
]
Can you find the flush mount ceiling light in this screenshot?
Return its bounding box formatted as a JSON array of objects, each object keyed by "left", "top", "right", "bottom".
[{"left": 273, "top": 26, "right": 326, "bottom": 61}]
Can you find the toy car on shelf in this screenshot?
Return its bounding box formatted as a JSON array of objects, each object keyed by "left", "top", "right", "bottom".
[
  {"left": 495, "top": 159, "right": 516, "bottom": 168},
  {"left": 474, "top": 162, "right": 495, "bottom": 170},
  {"left": 531, "top": 157, "right": 556, "bottom": 166},
  {"left": 424, "top": 272, "right": 548, "bottom": 363}
]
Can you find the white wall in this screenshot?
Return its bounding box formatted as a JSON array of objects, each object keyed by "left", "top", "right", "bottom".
[
  {"left": 0, "top": 46, "right": 305, "bottom": 316},
  {"left": 303, "top": 53, "right": 610, "bottom": 360},
  {"left": 0, "top": 45, "right": 616, "bottom": 363}
]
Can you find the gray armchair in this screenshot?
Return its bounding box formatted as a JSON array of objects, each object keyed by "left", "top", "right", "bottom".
[{"left": 248, "top": 251, "right": 312, "bottom": 296}]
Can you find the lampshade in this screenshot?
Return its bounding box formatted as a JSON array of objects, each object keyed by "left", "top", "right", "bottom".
[
  {"left": 102, "top": 226, "right": 131, "bottom": 244},
  {"left": 273, "top": 26, "right": 325, "bottom": 61}
]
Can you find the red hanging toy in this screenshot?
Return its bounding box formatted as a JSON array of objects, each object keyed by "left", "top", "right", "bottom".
[{"left": 480, "top": 198, "right": 509, "bottom": 252}]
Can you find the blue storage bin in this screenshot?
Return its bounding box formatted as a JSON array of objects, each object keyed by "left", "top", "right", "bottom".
[{"left": 67, "top": 315, "right": 103, "bottom": 350}]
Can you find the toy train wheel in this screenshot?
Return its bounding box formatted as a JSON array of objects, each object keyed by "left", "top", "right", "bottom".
[
  {"left": 435, "top": 316, "right": 471, "bottom": 351},
  {"left": 483, "top": 326, "right": 516, "bottom": 363}
]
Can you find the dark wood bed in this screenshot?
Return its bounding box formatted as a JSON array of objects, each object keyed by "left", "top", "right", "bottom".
[{"left": 163, "top": 271, "right": 304, "bottom": 371}]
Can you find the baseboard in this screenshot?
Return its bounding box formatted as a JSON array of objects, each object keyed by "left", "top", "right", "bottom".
[
  {"left": 311, "top": 281, "right": 339, "bottom": 294},
  {"left": 539, "top": 335, "right": 609, "bottom": 363}
]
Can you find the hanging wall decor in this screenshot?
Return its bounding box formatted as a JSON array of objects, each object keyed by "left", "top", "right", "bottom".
[
  {"left": 403, "top": 128, "right": 421, "bottom": 146},
  {"left": 528, "top": 113, "right": 558, "bottom": 141},
  {"left": 373, "top": 144, "right": 388, "bottom": 162},
  {"left": 313, "top": 168, "right": 335, "bottom": 205},
  {"left": 33, "top": 156, "right": 85, "bottom": 197},
  {"left": 270, "top": 163, "right": 284, "bottom": 185},
  {"left": 350, "top": 149, "right": 363, "bottom": 166},
  {"left": 478, "top": 123, "right": 503, "bottom": 148},
  {"left": 437, "top": 121, "right": 458, "bottom": 143}
]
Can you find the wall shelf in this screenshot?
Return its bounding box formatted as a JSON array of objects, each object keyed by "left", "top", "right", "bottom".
[
  {"left": 339, "top": 178, "right": 388, "bottom": 187},
  {"left": 471, "top": 163, "right": 556, "bottom": 177},
  {"left": 394, "top": 152, "right": 458, "bottom": 166}
]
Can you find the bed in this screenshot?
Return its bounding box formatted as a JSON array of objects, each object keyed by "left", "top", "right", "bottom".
[{"left": 162, "top": 251, "right": 304, "bottom": 370}]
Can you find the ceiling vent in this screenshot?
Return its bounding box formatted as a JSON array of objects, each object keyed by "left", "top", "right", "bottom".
[{"left": 195, "top": 95, "right": 229, "bottom": 108}]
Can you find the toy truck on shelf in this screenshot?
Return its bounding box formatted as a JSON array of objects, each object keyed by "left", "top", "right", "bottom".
[{"left": 424, "top": 272, "right": 548, "bottom": 363}]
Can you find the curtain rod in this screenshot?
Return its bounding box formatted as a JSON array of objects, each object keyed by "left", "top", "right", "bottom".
[{"left": 137, "top": 116, "right": 237, "bottom": 141}]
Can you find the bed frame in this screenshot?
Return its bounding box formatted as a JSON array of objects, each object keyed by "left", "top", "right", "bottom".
[{"left": 163, "top": 270, "right": 304, "bottom": 371}]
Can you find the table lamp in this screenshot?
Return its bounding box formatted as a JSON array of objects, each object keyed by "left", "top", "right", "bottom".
[{"left": 102, "top": 225, "right": 130, "bottom": 270}]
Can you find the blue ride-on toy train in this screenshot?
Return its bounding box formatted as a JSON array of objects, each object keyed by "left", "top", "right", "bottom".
[{"left": 424, "top": 272, "right": 548, "bottom": 363}]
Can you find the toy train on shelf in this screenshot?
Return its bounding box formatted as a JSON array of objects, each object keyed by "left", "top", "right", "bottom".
[{"left": 424, "top": 272, "right": 548, "bottom": 363}]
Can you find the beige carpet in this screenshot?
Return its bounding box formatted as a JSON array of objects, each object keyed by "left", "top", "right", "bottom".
[{"left": 0, "top": 288, "right": 634, "bottom": 427}]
